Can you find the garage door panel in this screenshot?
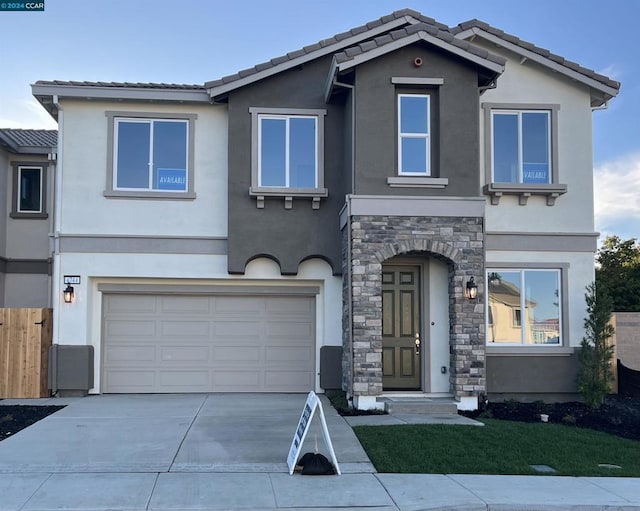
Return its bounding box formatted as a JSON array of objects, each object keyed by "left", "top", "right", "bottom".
[
  {"left": 103, "top": 293, "right": 315, "bottom": 393},
  {"left": 213, "top": 346, "right": 261, "bottom": 363},
  {"left": 160, "top": 346, "right": 210, "bottom": 362},
  {"left": 105, "top": 345, "right": 156, "bottom": 363},
  {"left": 106, "top": 319, "right": 157, "bottom": 337},
  {"left": 106, "top": 295, "right": 157, "bottom": 314},
  {"left": 160, "top": 296, "right": 210, "bottom": 314},
  {"left": 161, "top": 320, "right": 210, "bottom": 337}
]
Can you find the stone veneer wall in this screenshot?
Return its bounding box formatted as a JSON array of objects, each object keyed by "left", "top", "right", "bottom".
[
  {"left": 341, "top": 226, "right": 353, "bottom": 395},
  {"left": 348, "top": 215, "right": 486, "bottom": 398}
]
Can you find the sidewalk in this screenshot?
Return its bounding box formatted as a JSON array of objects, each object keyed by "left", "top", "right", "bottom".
[{"left": 1, "top": 394, "right": 639, "bottom": 510}]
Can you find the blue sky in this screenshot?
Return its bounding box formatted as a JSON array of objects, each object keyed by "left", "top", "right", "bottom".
[{"left": 1, "top": 0, "right": 638, "bottom": 241}]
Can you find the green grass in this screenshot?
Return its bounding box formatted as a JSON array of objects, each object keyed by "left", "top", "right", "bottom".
[{"left": 354, "top": 419, "right": 640, "bottom": 476}]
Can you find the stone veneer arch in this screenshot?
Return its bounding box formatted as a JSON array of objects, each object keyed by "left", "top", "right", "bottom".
[{"left": 343, "top": 215, "right": 486, "bottom": 407}]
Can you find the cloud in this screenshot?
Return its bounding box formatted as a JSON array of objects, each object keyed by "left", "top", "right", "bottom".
[
  {"left": 0, "top": 97, "right": 57, "bottom": 130},
  {"left": 594, "top": 153, "right": 640, "bottom": 240}
]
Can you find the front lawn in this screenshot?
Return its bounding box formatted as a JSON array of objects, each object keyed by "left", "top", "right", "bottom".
[{"left": 354, "top": 419, "right": 640, "bottom": 476}]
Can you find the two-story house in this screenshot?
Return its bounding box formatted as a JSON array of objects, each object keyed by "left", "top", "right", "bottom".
[
  {"left": 31, "top": 9, "right": 619, "bottom": 408},
  {"left": 0, "top": 129, "right": 57, "bottom": 308}
]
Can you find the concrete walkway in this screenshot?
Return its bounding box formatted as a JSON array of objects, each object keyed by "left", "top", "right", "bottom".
[{"left": 1, "top": 394, "right": 639, "bottom": 511}]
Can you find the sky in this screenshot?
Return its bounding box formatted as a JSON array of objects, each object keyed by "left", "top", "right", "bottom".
[{"left": 1, "top": 0, "right": 638, "bottom": 242}]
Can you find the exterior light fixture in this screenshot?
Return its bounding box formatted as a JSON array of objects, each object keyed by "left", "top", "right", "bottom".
[
  {"left": 63, "top": 284, "right": 74, "bottom": 304},
  {"left": 465, "top": 277, "right": 478, "bottom": 300}
]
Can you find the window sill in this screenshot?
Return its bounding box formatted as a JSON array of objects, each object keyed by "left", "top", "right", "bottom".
[
  {"left": 103, "top": 190, "right": 196, "bottom": 200},
  {"left": 387, "top": 177, "right": 448, "bottom": 188},
  {"left": 484, "top": 183, "right": 567, "bottom": 206},
  {"left": 249, "top": 186, "right": 328, "bottom": 209},
  {"left": 10, "top": 212, "right": 48, "bottom": 219},
  {"left": 487, "top": 346, "right": 573, "bottom": 356}
]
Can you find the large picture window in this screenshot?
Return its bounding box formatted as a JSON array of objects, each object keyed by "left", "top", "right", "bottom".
[
  {"left": 492, "top": 110, "right": 550, "bottom": 184},
  {"left": 486, "top": 269, "right": 561, "bottom": 346},
  {"left": 398, "top": 94, "right": 430, "bottom": 175}
]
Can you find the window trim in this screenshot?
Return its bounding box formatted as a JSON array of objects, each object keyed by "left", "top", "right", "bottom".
[
  {"left": 485, "top": 264, "right": 569, "bottom": 351},
  {"left": 249, "top": 107, "right": 327, "bottom": 208},
  {"left": 10, "top": 163, "right": 48, "bottom": 219},
  {"left": 482, "top": 103, "right": 565, "bottom": 205},
  {"left": 397, "top": 93, "right": 431, "bottom": 176},
  {"left": 105, "top": 111, "right": 197, "bottom": 200}
]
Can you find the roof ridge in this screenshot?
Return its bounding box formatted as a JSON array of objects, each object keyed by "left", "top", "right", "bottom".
[{"left": 451, "top": 18, "right": 620, "bottom": 91}]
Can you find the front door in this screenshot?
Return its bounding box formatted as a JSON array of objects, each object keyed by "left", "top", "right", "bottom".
[{"left": 382, "top": 265, "right": 421, "bottom": 390}]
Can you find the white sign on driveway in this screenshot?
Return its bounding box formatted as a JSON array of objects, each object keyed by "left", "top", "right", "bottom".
[{"left": 287, "top": 391, "right": 341, "bottom": 475}]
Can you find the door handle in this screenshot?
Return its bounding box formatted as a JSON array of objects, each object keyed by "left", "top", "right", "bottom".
[{"left": 414, "top": 332, "right": 421, "bottom": 356}]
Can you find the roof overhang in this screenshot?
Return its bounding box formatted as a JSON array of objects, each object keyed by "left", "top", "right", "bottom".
[
  {"left": 31, "top": 83, "right": 212, "bottom": 120},
  {"left": 454, "top": 27, "right": 619, "bottom": 107}
]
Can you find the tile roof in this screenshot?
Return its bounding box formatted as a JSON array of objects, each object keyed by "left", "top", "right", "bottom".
[
  {"left": 205, "top": 9, "right": 452, "bottom": 90},
  {"left": 34, "top": 80, "right": 205, "bottom": 90},
  {"left": 451, "top": 19, "right": 620, "bottom": 91},
  {"left": 0, "top": 129, "right": 57, "bottom": 153},
  {"left": 333, "top": 22, "right": 506, "bottom": 68}
]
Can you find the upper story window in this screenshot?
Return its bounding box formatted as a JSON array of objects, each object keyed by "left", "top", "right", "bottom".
[
  {"left": 486, "top": 269, "right": 562, "bottom": 346},
  {"left": 105, "top": 111, "right": 197, "bottom": 199},
  {"left": 259, "top": 115, "right": 317, "bottom": 188},
  {"left": 10, "top": 163, "right": 47, "bottom": 219},
  {"left": 482, "top": 103, "right": 565, "bottom": 205},
  {"left": 492, "top": 110, "right": 550, "bottom": 184},
  {"left": 249, "top": 107, "right": 327, "bottom": 209},
  {"left": 398, "top": 94, "right": 430, "bottom": 175}
]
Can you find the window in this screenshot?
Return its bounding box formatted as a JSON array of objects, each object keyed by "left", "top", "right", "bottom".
[
  {"left": 486, "top": 269, "right": 561, "bottom": 346},
  {"left": 492, "top": 111, "right": 550, "bottom": 184},
  {"left": 398, "top": 94, "right": 430, "bottom": 175},
  {"left": 259, "top": 115, "right": 317, "bottom": 188},
  {"left": 11, "top": 164, "right": 47, "bottom": 219},
  {"left": 105, "top": 112, "right": 196, "bottom": 199},
  {"left": 249, "top": 107, "right": 327, "bottom": 209},
  {"left": 482, "top": 103, "right": 565, "bottom": 205}
]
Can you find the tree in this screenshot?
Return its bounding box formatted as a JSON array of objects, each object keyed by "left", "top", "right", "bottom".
[
  {"left": 596, "top": 235, "right": 640, "bottom": 312},
  {"left": 577, "top": 282, "right": 615, "bottom": 409}
]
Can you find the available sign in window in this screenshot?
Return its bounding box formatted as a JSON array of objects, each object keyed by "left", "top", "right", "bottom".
[{"left": 157, "top": 168, "right": 187, "bottom": 191}]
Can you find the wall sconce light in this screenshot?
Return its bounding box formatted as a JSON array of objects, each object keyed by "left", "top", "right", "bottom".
[
  {"left": 465, "top": 277, "right": 478, "bottom": 300},
  {"left": 63, "top": 285, "right": 74, "bottom": 304}
]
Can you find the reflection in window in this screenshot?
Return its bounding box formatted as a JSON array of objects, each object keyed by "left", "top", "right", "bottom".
[
  {"left": 398, "top": 94, "right": 430, "bottom": 175},
  {"left": 486, "top": 269, "right": 561, "bottom": 345},
  {"left": 18, "top": 166, "right": 43, "bottom": 213}
]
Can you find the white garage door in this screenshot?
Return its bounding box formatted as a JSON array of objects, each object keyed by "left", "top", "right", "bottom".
[{"left": 102, "top": 293, "right": 315, "bottom": 393}]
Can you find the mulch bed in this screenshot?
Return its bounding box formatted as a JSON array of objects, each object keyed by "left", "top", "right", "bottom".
[
  {"left": 0, "top": 405, "right": 65, "bottom": 441},
  {"left": 461, "top": 395, "right": 640, "bottom": 442}
]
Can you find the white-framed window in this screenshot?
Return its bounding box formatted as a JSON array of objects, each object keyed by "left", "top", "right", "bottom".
[
  {"left": 105, "top": 112, "right": 196, "bottom": 199},
  {"left": 491, "top": 110, "right": 551, "bottom": 184},
  {"left": 398, "top": 94, "right": 430, "bottom": 175},
  {"left": 113, "top": 118, "right": 189, "bottom": 192},
  {"left": 258, "top": 114, "right": 318, "bottom": 188},
  {"left": 486, "top": 269, "right": 561, "bottom": 346},
  {"left": 17, "top": 166, "right": 43, "bottom": 213},
  {"left": 10, "top": 163, "right": 47, "bottom": 219}
]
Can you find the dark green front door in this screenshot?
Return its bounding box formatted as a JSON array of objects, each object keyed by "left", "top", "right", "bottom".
[{"left": 382, "top": 265, "right": 421, "bottom": 390}]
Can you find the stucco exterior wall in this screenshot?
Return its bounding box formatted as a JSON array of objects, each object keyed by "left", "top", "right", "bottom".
[
  {"left": 479, "top": 43, "right": 595, "bottom": 234},
  {"left": 0, "top": 149, "right": 8, "bottom": 258},
  {"left": 3, "top": 273, "right": 49, "bottom": 308},
  {"left": 58, "top": 100, "right": 228, "bottom": 237}
]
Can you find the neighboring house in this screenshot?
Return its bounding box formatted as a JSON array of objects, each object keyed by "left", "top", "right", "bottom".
[
  {"left": 31, "top": 9, "right": 619, "bottom": 408},
  {"left": 0, "top": 129, "right": 56, "bottom": 308}
]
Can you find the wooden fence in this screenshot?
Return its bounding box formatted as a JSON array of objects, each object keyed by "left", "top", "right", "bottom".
[{"left": 0, "top": 308, "right": 52, "bottom": 398}]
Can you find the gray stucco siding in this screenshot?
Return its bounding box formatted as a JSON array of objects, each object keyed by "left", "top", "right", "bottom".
[
  {"left": 226, "top": 57, "right": 346, "bottom": 275},
  {"left": 352, "top": 44, "right": 481, "bottom": 197}
]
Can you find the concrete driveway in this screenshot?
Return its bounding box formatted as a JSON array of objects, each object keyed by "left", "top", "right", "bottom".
[{"left": 0, "top": 393, "right": 373, "bottom": 474}]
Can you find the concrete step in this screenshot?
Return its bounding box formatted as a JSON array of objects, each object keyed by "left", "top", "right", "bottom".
[{"left": 378, "top": 396, "right": 459, "bottom": 415}]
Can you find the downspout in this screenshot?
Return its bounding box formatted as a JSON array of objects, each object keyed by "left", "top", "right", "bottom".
[
  {"left": 52, "top": 95, "right": 63, "bottom": 346},
  {"left": 332, "top": 78, "right": 356, "bottom": 403}
]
